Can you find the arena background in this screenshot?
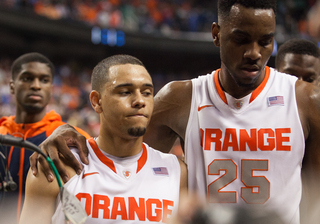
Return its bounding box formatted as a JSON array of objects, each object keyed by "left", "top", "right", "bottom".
[{"left": 0, "top": 0, "right": 318, "bottom": 137}]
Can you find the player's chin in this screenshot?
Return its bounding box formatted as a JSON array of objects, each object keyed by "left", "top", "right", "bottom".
[
  {"left": 23, "top": 104, "right": 45, "bottom": 114},
  {"left": 127, "top": 126, "right": 147, "bottom": 137}
]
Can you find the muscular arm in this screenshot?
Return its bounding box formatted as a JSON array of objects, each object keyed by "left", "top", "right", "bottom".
[
  {"left": 19, "top": 166, "right": 60, "bottom": 224},
  {"left": 296, "top": 80, "right": 320, "bottom": 171},
  {"left": 296, "top": 80, "right": 320, "bottom": 223},
  {"left": 144, "top": 80, "right": 192, "bottom": 153},
  {"left": 20, "top": 164, "right": 76, "bottom": 224}
]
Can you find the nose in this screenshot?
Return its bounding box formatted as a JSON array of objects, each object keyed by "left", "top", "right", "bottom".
[
  {"left": 244, "top": 42, "right": 261, "bottom": 61},
  {"left": 30, "top": 78, "right": 41, "bottom": 90},
  {"left": 132, "top": 92, "right": 146, "bottom": 108}
]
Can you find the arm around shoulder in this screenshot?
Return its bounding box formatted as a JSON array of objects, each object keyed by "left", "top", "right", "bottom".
[{"left": 144, "top": 80, "right": 192, "bottom": 153}]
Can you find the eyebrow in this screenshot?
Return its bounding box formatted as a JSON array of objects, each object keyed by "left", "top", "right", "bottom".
[
  {"left": 20, "top": 72, "right": 52, "bottom": 77},
  {"left": 232, "top": 29, "right": 275, "bottom": 38},
  {"left": 115, "top": 83, "right": 154, "bottom": 88}
]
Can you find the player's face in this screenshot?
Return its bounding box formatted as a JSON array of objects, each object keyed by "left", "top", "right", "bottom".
[
  {"left": 215, "top": 4, "right": 275, "bottom": 88},
  {"left": 278, "top": 53, "right": 320, "bottom": 86},
  {"left": 98, "top": 64, "right": 154, "bottom": 138},
  {"left": 10, "top": 62, "right": 52, "bottom": 114}
]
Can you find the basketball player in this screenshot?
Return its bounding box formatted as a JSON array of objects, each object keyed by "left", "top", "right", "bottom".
[
  {"left": 20, "top": 55, "right": 187, "bottom": 223},
  {"left": 30, "top": 1, "right": 320, "bottom": 223},
  {"left": 275, "top": 38, "right": 320, "bottom": 86}
]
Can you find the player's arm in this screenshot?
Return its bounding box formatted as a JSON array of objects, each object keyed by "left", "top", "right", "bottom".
[
  {"left": 296, "top": 80, "right": 320, "bottom": 222},
  {"left": 19, "top": 165, "right": 61, "bottom": 224},
  {"left": 144, "top": 80, "right": 192, "bottom": 153},
  {"left": 29, "top": 124, "right": 88, "bottom": 182},
  {"left": 296, "top": 80, "right": 320, "bottom": 172}
]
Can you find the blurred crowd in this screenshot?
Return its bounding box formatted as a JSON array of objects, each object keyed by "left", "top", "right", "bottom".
[{"left": 0, "top": 0, "right": 318, "bottom": 38}]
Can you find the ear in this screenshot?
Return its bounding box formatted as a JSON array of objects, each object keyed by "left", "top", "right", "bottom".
[
  {"left": 9, "top": 80, "right": 15, "bottom": 94},
  {"left": 90, "top": 90, "right": 103, "bottom": 113},
  {"left": 212, "top": 22, "right": 221, "bottom": 47}
]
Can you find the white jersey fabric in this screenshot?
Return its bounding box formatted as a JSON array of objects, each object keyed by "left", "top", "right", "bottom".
[
  {"left": 52, "top": 138, "right": 181, "bottom": 223},
  {"left": 185, "top": 67, "right": 304, "bottom": 224}
]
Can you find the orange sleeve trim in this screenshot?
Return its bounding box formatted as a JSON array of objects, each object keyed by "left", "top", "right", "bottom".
[
  {"left": 249, "top": 66, "right": 270, "bottom": 103},
  {"left": 214, "top": 69, "right": 228, "bottom": 105}
]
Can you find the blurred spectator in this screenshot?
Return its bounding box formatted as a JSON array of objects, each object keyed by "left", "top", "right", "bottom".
[
  {"left": 0, "top": 0, "right": 317, "bottom": 40},
  {"left": 0, "top": 0, "right": 217, "bottom": 35}
]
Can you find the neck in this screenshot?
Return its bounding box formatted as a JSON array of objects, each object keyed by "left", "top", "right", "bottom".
[
  {"left": 14, "top": 109, "right": 46, "bottom": 124},
  {"left": 219, "top": 64, "right": 266, "bottom": 99},
  {"left": 95, "top": 134, "right": 144, "bottom": 158}
]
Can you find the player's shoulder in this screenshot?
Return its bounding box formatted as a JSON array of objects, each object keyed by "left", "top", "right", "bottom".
[
  {"left": 296, "top": 80, "right": 320, "bottom": 101},
  {"left": 295, "top": 80, "right": 320, "bottom": 122},
  {"left": 144, "top": 142, "right": 178, "bottom": 160},
  {"left": 155, "top": 79, "right": 192, "bottom": 103}
]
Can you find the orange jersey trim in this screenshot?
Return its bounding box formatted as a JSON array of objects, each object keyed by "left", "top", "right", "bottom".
[
  {"left": 137, "top": 144, "right": 147, "bottom": 173},
  {"left": 249, "top": 66, "right": 270, "bottom": 103},
  {"left": 88, "top": 138, "right": 147, "bottom": 174},
  {"left": 214, "top": 69, "right": 227, "bottom": 104},
  {"left": 88, "top": 138, "right": 117, "bottom": 173},
  {"left": 214, "top": 67, "right": 271, "bottom": 105}
]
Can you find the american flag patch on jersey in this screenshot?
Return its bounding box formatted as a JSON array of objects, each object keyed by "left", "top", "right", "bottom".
[
  {"left": 152, "top": 167, "right": 169, "bottom": 175},
  {"left": 267, "top": 96, "right": 284, "bottom": 106}
]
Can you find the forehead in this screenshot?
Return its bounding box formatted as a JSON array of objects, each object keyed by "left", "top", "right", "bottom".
[
  {"left": 19, "top": 62, "right": 52, "bottom": 76},
  {"left": 107, "top": 64, "right": 152, "bottom": 85},
  {"left": 221, "top": 4, "right": 275, "bottom": 33},
  {"left": 283, "top": 53, "right": 320, "bottom": 67}
]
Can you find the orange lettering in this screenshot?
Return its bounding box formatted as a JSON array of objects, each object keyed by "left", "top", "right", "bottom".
[
  {"left": 111, "top": 197, "right": 128, "bottom": 220},
  {"left": 162, "top": 200, "right": 174, "bottom": 223},
  {"left": 146, "top": 199, "right": 162, "bottom": 222},
  {"left": 75, "top": 193, "right": 175, "bottom": 222},
  {"left": 276, "top": 128, "right": 291, "bottom": 151},
  {"left": 222, "top": 128, "right": 239, "bottom": 151},
  {"left": 258, "top": 129, "right": 275, "bottom": 151},
  {"left": 240, "top": 129, "right": 257, "bottom": 151},
  {"left": 205, "top": 129, "right": 222, "bottom": 151},
  {"left": 202, "top": 128, "right": 291, "bottom": 152},
  {"left": 76, "top": 193, "right": 92, "bottom": 216},
  {"left": 92, "top": 194, "right": 110, "bottom": 219},
  {"left": 128, "top": 197, "right": 145, "bottom": 221}
]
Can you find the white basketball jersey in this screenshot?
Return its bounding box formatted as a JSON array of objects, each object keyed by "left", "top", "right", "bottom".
[
  {"left": 52, "top": 138, "right": 181, "bottom": 223},
  {"left": 185, "top": 67, "right": 304, "bottom": 224}
]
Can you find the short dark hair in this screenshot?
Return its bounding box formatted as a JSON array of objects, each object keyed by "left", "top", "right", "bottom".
[
  {"left": 91, "top": 54, "right": 145, "bottom": 92},
  {"left": 11, "top": 52, "right": 54, "bottom": 80},
  {"left": 218, "top": 0, "right": 277, "bottom": 20},
  {"left": 275, "top": 39, "right": 320, "bottom": 68}
]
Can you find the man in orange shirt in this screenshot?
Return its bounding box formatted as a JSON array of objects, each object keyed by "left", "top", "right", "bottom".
[{"left": 0, "top": 52, "right": 90, "bottom": 223}]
